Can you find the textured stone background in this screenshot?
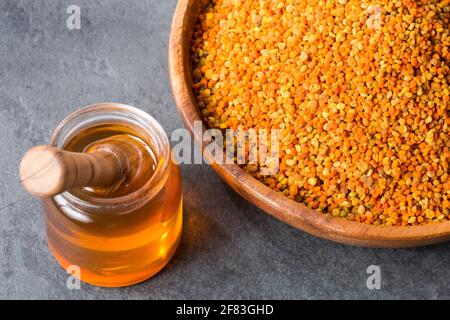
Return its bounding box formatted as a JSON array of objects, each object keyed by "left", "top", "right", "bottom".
[{"left": 0, "top": 0, "right": 449, "bottom": 299}]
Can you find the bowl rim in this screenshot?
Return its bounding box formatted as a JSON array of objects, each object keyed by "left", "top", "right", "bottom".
[{"left": 168, "top": 0, "right": 450, "bottom": 247}]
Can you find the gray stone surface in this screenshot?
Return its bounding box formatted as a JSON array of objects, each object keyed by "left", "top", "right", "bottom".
[{"left": 0, "top": 0, "right": 448, "bottom": 300}]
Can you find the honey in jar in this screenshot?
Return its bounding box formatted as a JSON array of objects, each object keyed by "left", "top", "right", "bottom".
[{"left": 22, "top": 103, "right": 183, "bottom": 287}]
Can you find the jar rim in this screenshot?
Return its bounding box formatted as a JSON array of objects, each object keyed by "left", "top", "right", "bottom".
[{"left": 50, "top": 103, "right": 171, "bottom": 214}]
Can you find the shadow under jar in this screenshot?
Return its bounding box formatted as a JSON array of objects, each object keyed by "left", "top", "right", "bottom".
[{"left": 42, "top": 103, "right": 182, "bottom": 287}]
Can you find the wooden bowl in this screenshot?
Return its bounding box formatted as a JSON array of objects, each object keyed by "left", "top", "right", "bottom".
[{"left": 168, "top": 0, "right": 450, "bottom": 247}]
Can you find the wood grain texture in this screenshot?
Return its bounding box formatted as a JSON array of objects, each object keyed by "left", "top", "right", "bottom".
[
  {"left": 168, "top": 0, "right": 450, "bottom": 247},
  {"left": 20, "top": 146, "right": 123, "bottom": 197}
]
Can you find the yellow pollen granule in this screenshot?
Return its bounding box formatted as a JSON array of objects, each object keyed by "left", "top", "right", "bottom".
[{"left": 191, "top": 0, "right": 450, "bottom": 226}]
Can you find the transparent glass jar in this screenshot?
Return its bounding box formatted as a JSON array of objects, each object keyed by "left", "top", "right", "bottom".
[{"left": 42, "top": 103, "right": 182, "bottom": 287}]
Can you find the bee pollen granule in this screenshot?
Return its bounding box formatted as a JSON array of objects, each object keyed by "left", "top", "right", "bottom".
[{"left": 191, "top": 0, "right": 450, "bottom": 226}]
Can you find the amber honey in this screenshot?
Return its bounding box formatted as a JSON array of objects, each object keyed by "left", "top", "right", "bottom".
[{"left": 43, "top": 104, "right": 182, "bottom": 287}]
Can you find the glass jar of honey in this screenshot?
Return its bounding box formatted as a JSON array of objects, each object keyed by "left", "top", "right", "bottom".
[{"left": 42, "top": 103, "right": 182, "bottom": 287}]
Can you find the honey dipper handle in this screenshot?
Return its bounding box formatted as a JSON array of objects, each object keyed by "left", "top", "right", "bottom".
[{"left": 19, "top": 145, "right": 123, "bottom": 197}]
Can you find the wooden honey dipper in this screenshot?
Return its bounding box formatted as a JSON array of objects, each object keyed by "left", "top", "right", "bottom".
[{"left": 19, "top": 135, "right": 150, "bottom": 198}]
